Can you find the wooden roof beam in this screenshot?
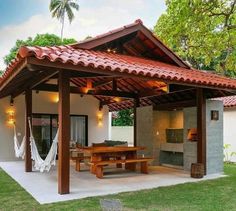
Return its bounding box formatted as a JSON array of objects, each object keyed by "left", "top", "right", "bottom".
[
  {"left": 112, "top": 78, "right": 117, "bottom": 91},
  {"left": 154, "top": 99, "right": 196, "bottom": 110},
  {"left": 11, "top": 70, "right": 58, "bottom": 99},
  {"left": 27, "top": 63, "right": 108, "bottom": 78},
  {"left": 34, "top": 84, "right": 138, "bottom": 99},
  {"left": 26, "top": 58, "right": 236, "bottom": 93},
  {"left": 93, "top": 78, "right": 118, "bottom": 88}
]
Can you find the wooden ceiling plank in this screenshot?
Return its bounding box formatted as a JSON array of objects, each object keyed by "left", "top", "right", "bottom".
[
  {"left": 12, "top": 70, "right": 58, "bottom": 99},
  {"left": 26, "top": 57, "right": 236, "bottom": 93},
  {"left": 93, "top": 78, "right": 114, "bottom": 88},
  {"left": 34, "top": 83, "right": 138, "bottom": 99}
]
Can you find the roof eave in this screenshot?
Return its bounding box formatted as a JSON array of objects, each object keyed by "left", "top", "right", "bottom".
[{"left": 72, "top": 20, "right": 191, "bottom": 69}]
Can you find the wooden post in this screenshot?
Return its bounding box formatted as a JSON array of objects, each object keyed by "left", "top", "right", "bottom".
[
  {"left": 25, "top": 89, "right": 32, "bottom": 172},
  {"left": 112, "top": 78, "right": 117, "bottom": 91},
  {"left": 197, "top": 88, "right": 206, "bottom": 174},
  {"left": 58, "top": 71, "right": 70, "bottom": 194},
  {"left": 133, "top": 98, "right": 140, "bottom": 147}
]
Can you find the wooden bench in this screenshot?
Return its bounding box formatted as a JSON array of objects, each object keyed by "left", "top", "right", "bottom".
[
  {"left": 90, "top": 158, "right": 153, "bottom": 179},
  {"left": 75, "top": 156, "right": 91, "bottom": 171}
]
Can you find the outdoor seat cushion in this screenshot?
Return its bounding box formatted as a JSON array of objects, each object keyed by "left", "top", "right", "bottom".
[
  {"left": 91, "top": 141, "right": 128, "bottom": 147},
  {"left": 92, "top": 142, "right": 108, "bottom": 147},
  {"left": 104, "top": 140, "right": 128, "bottom": 147}
]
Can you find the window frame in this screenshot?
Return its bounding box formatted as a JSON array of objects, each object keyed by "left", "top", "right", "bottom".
[{"left": 32, "top": 113, "right": 88, "bottom": 147}]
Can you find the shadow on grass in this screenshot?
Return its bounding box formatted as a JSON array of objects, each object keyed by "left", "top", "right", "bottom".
[{"left": 0, "top": 164, "right": 235, "bottom": 211}]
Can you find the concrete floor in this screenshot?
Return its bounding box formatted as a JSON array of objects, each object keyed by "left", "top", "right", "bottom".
[{"left": 0, "top": 161, "right": 224, "bottom": 204}]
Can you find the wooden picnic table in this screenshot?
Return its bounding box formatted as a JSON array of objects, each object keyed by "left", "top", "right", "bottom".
[{"left": 81, "top": 146, "right": 146, "bottom": 174}]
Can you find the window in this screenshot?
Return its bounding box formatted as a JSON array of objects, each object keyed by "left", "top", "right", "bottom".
[
  {"left": 32, "top": 114, "right": 88, "bottom": 158},
  {"left": 70, "top": 115, "right": 87, "bottom": 146}
]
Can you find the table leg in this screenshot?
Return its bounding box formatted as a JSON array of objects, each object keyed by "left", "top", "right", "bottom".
[
  {"left": 96, "top": 166, "right": 103, "bottom": 179},
  {"left": 75, "top": 158, "right": 81, "bottom": 172},
  {"left": 116, "top": 156, "right": 122, "bottom": 168},
  {"left": 140, "top": 162, "right": 148, "bottom": 174},
  {"left": 125, "top": 152, "right": 136, "bottom": 171},
  {"left": 90, "top": 154, "right": 101, "bottom": 174}
]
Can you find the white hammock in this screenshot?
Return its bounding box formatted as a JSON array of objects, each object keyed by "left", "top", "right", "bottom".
[
  {"left": 13, "top": 125, "right": 25, "bottom": 159},
  {"left": 13, "top": 120, "right": 59, "bottom": 172}
]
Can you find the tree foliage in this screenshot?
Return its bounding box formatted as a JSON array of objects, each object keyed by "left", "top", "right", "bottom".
[
  {"left": 49, "top": 0, "right": 79, "bottom": 39},
  {"left": 154, "top": 0, "right": 236, "bottom": 76},
  {"left": 112, "top": 109, "right": 134, "bottom": 126},
  {"left": 4, "top": 33, "right": 77, "bottom": 65}
]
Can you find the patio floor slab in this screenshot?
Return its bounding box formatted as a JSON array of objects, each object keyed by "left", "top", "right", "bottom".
[{"left": 0, "top": 161, "right": 224, "bottom": 204}]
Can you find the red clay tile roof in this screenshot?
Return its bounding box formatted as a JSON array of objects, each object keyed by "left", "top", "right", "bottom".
[
  {"left": 217, "top": 96, "right": 236, "bottom": 107},
  {"left": 74, "top": 19, "right": 190, "bottom": 69},
  {"left": 1, "top": 45, "right": 236, "bottom": 90},
  {"left": 75, "top": 20, "right": 143, "bottom": 46}
]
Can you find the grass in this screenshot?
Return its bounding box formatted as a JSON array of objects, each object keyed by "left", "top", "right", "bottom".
[{"left": 0, "top": 164, "right": 236, "bottom": 211}]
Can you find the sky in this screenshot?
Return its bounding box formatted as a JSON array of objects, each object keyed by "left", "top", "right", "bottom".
[{"left": 0, "top": 0, "right": 166, "bottom": 70}]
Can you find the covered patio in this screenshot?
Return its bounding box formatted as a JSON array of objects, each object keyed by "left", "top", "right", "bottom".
[
  {"left": 0, "top": 20, "right": 236, "bottom": 195},
  {"left": 0, "top": 161, "right": 223, "bottom": 204}
]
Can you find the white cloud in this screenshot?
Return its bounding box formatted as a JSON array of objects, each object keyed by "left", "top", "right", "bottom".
[
  {"left": 0, "top": 14, "right": 59, "bottom": 69},
  {"left": 0, "top": 0, "right": 166, "bottom": 70}
]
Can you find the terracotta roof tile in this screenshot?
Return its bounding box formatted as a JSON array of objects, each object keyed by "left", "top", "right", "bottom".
[
  {"left": 75, "top": 20, "right": 141, "bottom": 46},
  {"left": 74, "top": 19, "right": 190, "bottom": 69},
  {"left": 217, "top": 96, "right": 236, "bottom": 107},
  {"left": 1, "top": 45, "right": 236, "bottom": 90}
]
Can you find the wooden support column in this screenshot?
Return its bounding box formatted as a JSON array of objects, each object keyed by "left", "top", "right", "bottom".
[
  {"left": 25, "top": 89, "right": 32, "bottom": 172},
  {"left": 197, "top": 88, "right": 206, "bottom": 174},
  {"left": 112, "top": 78, "right": 117, "bottom": 91},
  {"left": 58, "top": 71, "right": 70, "bottom": 194},
  {"left": 133, "top": 98, "right": 140, "bottom": 147}
]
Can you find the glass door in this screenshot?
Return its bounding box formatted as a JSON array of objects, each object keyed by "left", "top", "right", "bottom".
[
  {"left": 32, "top": 114, "right": 52, "bottom": 159},
  {"left": 70, "top": 116, "right": 87, "bottom": 147},
  {"left": 51, "top": 115, "right": 58, "bottom": 142},
  {"left": 32, "top": 114, "right": 88, "bottom": 158}
]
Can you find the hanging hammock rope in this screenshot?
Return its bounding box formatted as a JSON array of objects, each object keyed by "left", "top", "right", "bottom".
[
  {"left": 13, "top": 124, "right": 26, "bottom": 159},
  {"left": 13, "top": 119, "right": 59, "bottom": 172}
]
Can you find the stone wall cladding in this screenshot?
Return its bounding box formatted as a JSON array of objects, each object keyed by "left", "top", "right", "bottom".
[
  {"left": 136, "top": 100, "right": 224, "bottom": 175},
  {"left": 183, "top": 107, "right": 197, "bottom": 171},
  {"left": 136, "top": 106, "right": 155, "bottom": 163},
  {"left": 206, "top": 100, "right": 224, "bottom": 174}
]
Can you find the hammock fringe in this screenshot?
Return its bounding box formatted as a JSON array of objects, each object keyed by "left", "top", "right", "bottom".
[{"left": 13, "top": 121, "right": 58, "bottom": 172}]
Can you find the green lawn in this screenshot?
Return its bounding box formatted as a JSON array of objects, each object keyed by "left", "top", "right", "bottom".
[{"left": 0, "top": 164, "right": 236, "bottom": 211}]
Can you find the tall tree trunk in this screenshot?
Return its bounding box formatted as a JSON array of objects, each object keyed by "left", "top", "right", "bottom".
[{"left": 61, "top": 15, "right": 65, "bottom": 41}]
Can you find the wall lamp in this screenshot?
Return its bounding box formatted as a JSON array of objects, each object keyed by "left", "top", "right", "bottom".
[
  {"left": 97, "top": 111, "right": 103, "bottom": 127},
  {"left": 211, "top": 110, "right": 219, "bottom": 121},
  {"left": 6, "top": 109, "right": 15, "bottom": 125}
]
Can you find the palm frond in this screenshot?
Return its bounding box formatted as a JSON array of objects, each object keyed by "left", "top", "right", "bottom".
[
  {"left": 65, "top": 4, "right": 75, "bottom": 23},
  {"left": 49, "top": 0, "right": 79, "bottom": 39},
  {"left": 49, "top": 0, "right": 61, "bottom": 11},
  {"left": 69, "top": 1, "right": 79, "bottom": 10}
]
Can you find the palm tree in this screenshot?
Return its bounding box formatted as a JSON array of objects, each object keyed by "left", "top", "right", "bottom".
[{"left": 49, "top": 0, "right": 79, "bottom": 40}]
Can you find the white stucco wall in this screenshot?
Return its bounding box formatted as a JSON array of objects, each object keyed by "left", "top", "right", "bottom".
[
  {"left": 0, "top": 92, "right": 109, "bottom": 161},
  {"left": 111, "top": 126, "right": 134, "bottom": 146},
  {"left": 223, "top": 107, "right": 236, "bottom": 163}
]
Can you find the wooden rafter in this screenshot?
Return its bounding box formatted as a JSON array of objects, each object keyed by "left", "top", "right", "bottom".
[
  {"left": 24, "top": 58, "right": 236, "bottom": 93},
  {"left": 154, "top": 99, "right": 196, "bottom": 110},
  {"left": 34, "top": 84, "right": 138, "bottom": 99},
  {"left": 12, "top": 70, "right": 58, "bottom": 98},
  {"left": 112, "top": 78, "right": 117, "bottom": 91},
  {"left": 93, "top": 78, "right": 114, "bottom": 88}
]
